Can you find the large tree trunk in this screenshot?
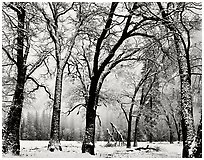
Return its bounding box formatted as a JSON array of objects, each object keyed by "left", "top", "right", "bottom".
[
  {"left": 2, "top": 69, "right": 26, "bottom": 155},
  {"left": 2, "top": 5, "right": 26, "bottom": 155},
  {"left": 174, "top": 33, "right": 195, "bottom": 157},
  {"left": 48, "top": 68, "right": 63, "bottom": 152},
  {"left": 82, "top": 77, "right": 98, "bottom": 155},
  {"left": 82, "top": 107, "right": 96, "bottom": 155}
]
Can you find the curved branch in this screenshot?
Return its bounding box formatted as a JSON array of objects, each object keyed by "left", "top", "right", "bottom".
[
  {"left": 62, "top": 103, "right": 86, "bottom": 116},
  {"left": 27, "top": 76, "right": 54, "bottom": 101}
]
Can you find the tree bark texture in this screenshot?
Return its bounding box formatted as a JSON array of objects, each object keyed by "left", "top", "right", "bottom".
[
  {"left": 193, "top": 114, "right": 202, "bottom": 158},
  {"left": 48, "top": 68, "right": 63, "bottom": 152},
  {"left": 174, "top": 33, "right": 195, "bottom": 158},
  {"left": 2, "top": 5, "right": 26, "bottom": 155}
]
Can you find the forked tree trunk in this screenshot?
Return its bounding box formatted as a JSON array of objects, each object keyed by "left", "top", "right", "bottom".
[
  {"left": 2, "top": 5, "right": 26, "bottom": 155},
  {"left": 48, "top": 68, "right": 63, "bottom": 152}
]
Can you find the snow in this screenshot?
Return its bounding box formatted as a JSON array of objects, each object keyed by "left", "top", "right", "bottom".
[{"left": 2, "top": 140, "right": 183, "bottom": 158}]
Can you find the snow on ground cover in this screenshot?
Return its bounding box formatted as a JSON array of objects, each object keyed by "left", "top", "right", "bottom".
[{"left": 2, "top": 140, "right": 182, "bottom": 158}]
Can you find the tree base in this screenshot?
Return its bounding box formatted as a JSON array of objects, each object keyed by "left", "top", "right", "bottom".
[
  {"left": 48, "top": 140, "right": 62, "bottom": 152},
  {"left": 82, "top": 142, "right": 95, "bottom": 155},
  {"left": 2, "top": 135, "right": 20, "bottom": 156}
]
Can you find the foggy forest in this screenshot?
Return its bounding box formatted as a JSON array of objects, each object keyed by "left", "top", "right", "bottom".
[{"left": 2, "top": 1, "right": 202, "bottom": 158}]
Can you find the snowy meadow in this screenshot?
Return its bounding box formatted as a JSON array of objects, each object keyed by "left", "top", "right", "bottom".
[{"left": 2, "top": 141, "right": 182, "bottom": 158}]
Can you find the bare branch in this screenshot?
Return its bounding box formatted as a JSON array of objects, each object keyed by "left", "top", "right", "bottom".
[
  {"left": 96, "top": 114, "right": 102, "bottom": 126},
  {"left": 56, "top": 3, "right": 74, "bottom": 19},
  {"left": 62, "top": 103, "right": 86, "bottom": 116},
  {"left": 27, "top": 76, "right": 54, "bottom": 101},
  {"left": 2, "top": 47, "right": 17, "bottom": 65},
  {"left": 191, "top": 72, "right": 202, "bottom": 76},
  {"left": 26, "top": 54, "right": 47, "bottom": 77},
  {"left": 118, "top": 100, "right": 129, "bottom": 122},
  {"left": 7, "top": 3, "right": 21, "bottom": 14}
]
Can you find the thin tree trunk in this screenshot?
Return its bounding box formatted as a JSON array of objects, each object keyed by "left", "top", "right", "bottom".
[
  {"left": 172, "top": 113, "right": 181, "bottom": 142},
  {"left": 149, "top": 96, "right": 153, "bottom": 143},
  {"left": 2, "top": 5, "right": 26, "bottom": 155},
  {"left": 168, "top": 121, "right": 174, "bottom": 144},
  {"left": 133, "top": 114, "right": 140, "bottom": 147},
  {"left": 165, "top": 115, "right": 174, "bottom": 144},
  {"left": 48, "top": 68, "right": 63, "bottom": 152},
  {"left": 127, "top": 117, "right": 132, "bottom": 148}
]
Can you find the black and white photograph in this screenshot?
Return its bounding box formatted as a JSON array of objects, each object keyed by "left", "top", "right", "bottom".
[{"left": 1, "top": 1, "right": 202, "bottom": 158}]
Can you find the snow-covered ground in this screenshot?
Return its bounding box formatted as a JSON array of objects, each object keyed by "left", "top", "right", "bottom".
[{"left": 2, "top": 140, "right": 183, "bottom": 158}]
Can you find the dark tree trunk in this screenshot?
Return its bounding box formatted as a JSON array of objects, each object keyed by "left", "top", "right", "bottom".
[
  {"left": 126, "top": 80, "right": 146, "bottom": 148},
  {"left": 177, "top": 128, "right": 181, "bottom": 142},
  {"left": 170, "top": 128, "right": 174, "bottom": 144},
  {"left": 48, "top": 68, "right": 63, "bottom": 152},
  {"left": 149, "top": 96, "right": 153, "bottom": 143},
  {"left": 168, "top": 124, "right": 174, "bottom": 144},
  {"left": 2, "top": 6, "right": 26, "bottom": 155},
  {"left": 82, "top": 107, "right": 96, "bottom": 155},
  {"left": 165, "top": 115, "right": 174, "bottom": 144},
  {"left": 127, "top": 117, "right": 132, "bottom": 148},
  {"left": 82, "top": 77, "right": 98, "bottom": 155},
  {"left": 149, "top": 134, "right": 153, "bottom": 143},
  {"left": 176, "top": 122, "right": 181, "bottom": 143},
  {"left": 172, "top": 113, "right": 181, "bottom": 142},
  {"left": 133, "top": 115, "right": 140, "bottom": 147},
  {"left": 2, "top": 70, "right": 26, "bottom": 155}
]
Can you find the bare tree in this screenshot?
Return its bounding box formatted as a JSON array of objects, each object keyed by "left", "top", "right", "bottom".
[
  {"left": 35, "top": 2, "right": 84, "bottom": 151},
  {"left": 117, "top": 68, "right": 154, "bottom": 148},
  {"left": 79, "top": 2, "right": 155, "bottom": 154},
  {"left": 156, "top": 2, "right": 201, "bottom": 157},
  {"left": 2, "top": 2, "right": 49, "bottom": 155}
]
